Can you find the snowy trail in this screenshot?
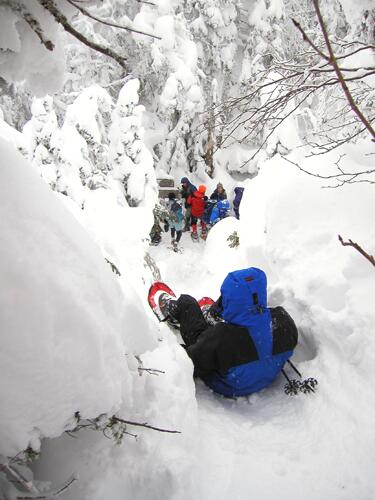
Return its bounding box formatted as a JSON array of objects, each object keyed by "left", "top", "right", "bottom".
[
  {"left": 25, "top": 155, "right": 375, "bottom": 500},
  {"left": 147, "top": 229, "right": 375, "bottom": 500}
]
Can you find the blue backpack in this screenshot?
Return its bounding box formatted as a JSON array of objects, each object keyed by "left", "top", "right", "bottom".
[
  {"left": 169, "top": 200, "right": 184, "bottom": 223},
  {"left": 210, "top": 199, "right": 230, "bottom": 225},
  {"left": 204, "top": 268, "right": 296, "bottom": 397}
]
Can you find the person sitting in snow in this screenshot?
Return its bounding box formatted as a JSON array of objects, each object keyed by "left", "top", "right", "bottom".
[
  {"left": 180, "top": 177, "right": 197, "bottom": 232},
  {"left": 187, "top": 184, "right": 208, "bottom": 240},
  {"left": 210, "top": 182, "right": 227, "bottom": 201},
  {"left": 160, "top": 267, "right": 298, "bottom": 398},
  {"left": 165, "top": 192, "right": 184, "bottom": 249}
]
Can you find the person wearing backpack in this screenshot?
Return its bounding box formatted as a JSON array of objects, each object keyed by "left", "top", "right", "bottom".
[
  {"left": 159, "top": 267, "right": 298, "bottom": 397},
  {"left": 180, "top": 177, "right": 197, "bottom": 231},
  {"left": 187, "top": 184, "right": 208, "bottom": 240},
  {"left": 165, "top": 192, "right": 184, "bottom": 248}
]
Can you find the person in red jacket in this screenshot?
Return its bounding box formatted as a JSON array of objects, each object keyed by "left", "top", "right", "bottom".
[{"left": 187, "top": 184, "right": 207, "bottom": 240}]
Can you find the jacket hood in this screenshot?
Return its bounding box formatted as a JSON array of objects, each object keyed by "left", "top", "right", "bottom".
[
  {"left": 220, "top": 267, "right": 267, "bottom": 325},
  {"left": 193, "top": 190, "right": 205, "bottom": 199}
]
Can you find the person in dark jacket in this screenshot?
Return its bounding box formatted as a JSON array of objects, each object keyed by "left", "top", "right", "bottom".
[
  {"left": 187, "top": 184, "right": 207, "bottom": 240},
  {"left": 233, "top": 187, "right": 244, "bottom": 219},
  {"left": 160, "top": 267, "right": 298, "bottom": 398},
  {"left": 180, "top": 177, "right": 197, "bottom": 231},
  {"left": 210, "top": 182, "right": 227, "bottom": 201}
]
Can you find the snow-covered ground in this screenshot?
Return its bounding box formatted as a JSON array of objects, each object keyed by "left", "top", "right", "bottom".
[
  {"left": 0, "top": 1, "right": 374, "bottom": 496},
  {"left": 0, "top": 136, "right": 368, "bottom": 499}
]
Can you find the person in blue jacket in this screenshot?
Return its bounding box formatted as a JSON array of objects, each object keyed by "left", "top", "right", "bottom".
[
  {"left": 160, "top": 267, "right": 298, "bottom": 397},
  {"left": 165, "top": 192, "right": 184, "bottom": 249},
  {"left": 233, "top": 187, "right": 244, "bottom": 219}
]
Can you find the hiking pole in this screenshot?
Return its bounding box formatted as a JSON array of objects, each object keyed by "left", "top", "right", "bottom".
[
  {"left": 282, "top": 361, "right": 318, "bottom": 396},
  {"left": 282, "top": 368, "right": 301, "bottom": 395}
]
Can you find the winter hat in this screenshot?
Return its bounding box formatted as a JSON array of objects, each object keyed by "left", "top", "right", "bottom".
[
  {"left": 217, "top": 182, "right": 223, "bottom": 189},
  {"left": 198, "top": 184, "right": 206, "bottom": 194},
  {"left": 168, "top": 192, "right": 176, "bottom": 200},
  {"left": 181, "top": 177, "right": 189, "bottom": 184}
]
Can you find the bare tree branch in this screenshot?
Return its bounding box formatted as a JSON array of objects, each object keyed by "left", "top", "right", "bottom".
[
  {"left": 280, "top": 155, "right": 375, "bottom": 187},
  {"left": 0, "top": 463, "right": 39, "bottom": 495},
  {"left": 2, "top": 0, "right": 54, "bottom": 51},
  {"left": 16, "top": 476, "right": 78, "bottom": 499},
  {"left": 305, "top": 0, "right": 375, "bottom": 141},
  {"left": 338, "top": 235, "right": 375, "bottom": 267},
  {"left": 136, "top": 0, "right": 157, "bottom": 5},
  {"left": 113, "top": 416, "right": 181, "bottom": 434},
  {"left": 36, "top": 0, "right": 127, "bottom": 69},
  {"left": 65, "top": 0, "right": 161, "bottom": 40},
  {"left": 291, "top": 17, "right": 329, "bottom": 61}
]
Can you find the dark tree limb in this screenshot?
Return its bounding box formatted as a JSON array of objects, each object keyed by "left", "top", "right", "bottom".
[
  {"left": 36, "top": 0, "right": 127, "bottom": 69},
  {"left": 338, "top": 235, "right": 375, "bottom": 267},
  {"left": 137, "top": 0, "right": 157, "bottom": 6},
  {"left": 2, "top": 0, "right": 54, "bottom": 50},
  {"left": 113, "top": 416, "right": 181, "bottom": 434},
  {"left": 65, "top": 0, "right": 161, "bottom": 40},
  {"left": 291, "top": 18, "right": 329, "bottom": 61}
]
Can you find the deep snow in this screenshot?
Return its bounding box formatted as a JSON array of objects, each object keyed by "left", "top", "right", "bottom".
[
  {"left": 27, "top": 139, "right": 375, "bottom": 500},
  {"left": 0, "top": 0, "right": 374, "bottom": 494}
]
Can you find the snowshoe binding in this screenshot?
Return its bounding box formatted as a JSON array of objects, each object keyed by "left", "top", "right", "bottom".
[
  {"left": 167, "top": 240, "right": 183, "bottom": 253},
  {"left": 148, "top": 282, "right": 179, "bottom": 327},
  {"left": 198, "top": 297, "right": 223, "bottom": 326},
  {"left": 200, "top": 227, "right": 208, "bottom": 241},
  {"left": 191, "top": 231, "right": 199, "bottom": 242}
]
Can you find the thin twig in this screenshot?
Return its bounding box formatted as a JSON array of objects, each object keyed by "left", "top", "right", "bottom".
[
  {"left": 137, "top": 0, "right": 157, "bottom": 5},
  {"left": 291, "top": 18, "right": 329, "bottom": 61},
  {"left": 113, "top": 416, "right": 181, "bottom": 434},
  {"left": 281, "top": 155, "right": 375, "bottom": 184},
  {"left": 138, "top": 367, "right": 166, "bottom": 375}
]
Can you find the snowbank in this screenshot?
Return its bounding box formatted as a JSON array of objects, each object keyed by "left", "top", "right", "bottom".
[{"left": 0, "top": 138, "right": 131, "bottom": 456}]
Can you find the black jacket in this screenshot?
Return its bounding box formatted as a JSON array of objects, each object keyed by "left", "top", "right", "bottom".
[
  {"left": 174, "top": 295, "right": 298, "bottom": 379},
  {"left": 180, "top": 182, "right": 197, "bottom": 208},
  {"left": 188, "top": 306, "right": 298, "bottom": 378}
]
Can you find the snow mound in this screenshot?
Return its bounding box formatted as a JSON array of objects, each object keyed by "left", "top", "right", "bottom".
[{"left": 0, "top": 138, "right": 132, "bottom": 456}]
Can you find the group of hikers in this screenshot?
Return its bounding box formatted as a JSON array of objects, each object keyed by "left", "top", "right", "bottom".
[{"left": 150, "top": 177, "right": 245, "bottom": 249}]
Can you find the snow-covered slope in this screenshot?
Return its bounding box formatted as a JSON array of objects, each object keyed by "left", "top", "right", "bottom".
[{"left": 27, "top": 136, "right": 375, "bottom": 499}]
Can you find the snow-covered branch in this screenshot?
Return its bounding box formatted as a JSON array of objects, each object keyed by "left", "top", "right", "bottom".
[
  {"left": 36, "top": 0, "right": 127, "bottom": 69},
  {"left": 65, "top": 0, "right": 161, "bottom": 40}
]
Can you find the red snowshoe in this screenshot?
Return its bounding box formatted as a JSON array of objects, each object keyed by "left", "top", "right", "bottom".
[
  {"left": 148, "top": 282, "right": 179, "bottom": 325},
  {"left": 198, "top": 296, "right": 223, "bottom": 326}
]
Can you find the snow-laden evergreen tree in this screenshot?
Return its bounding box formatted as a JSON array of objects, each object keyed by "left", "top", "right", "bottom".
[
  {"left": 189, "top": 0, "right": 239, "bottom": 176},
  {"left": 109, "top": 78, "right": 157, "bottom": 207},
  {"left": 22, "top": 95, "right": 59, "bottom": 189}
]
